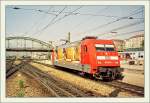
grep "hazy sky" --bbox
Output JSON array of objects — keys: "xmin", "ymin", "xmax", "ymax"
[{"xmin": 6, "ymin": 5, "xmax": 144, "ymax": 45}]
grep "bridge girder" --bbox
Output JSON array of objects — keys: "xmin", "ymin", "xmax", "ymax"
[{"xmin": 6, "ymin": 36, "xmax": 53, "ymax": 50}]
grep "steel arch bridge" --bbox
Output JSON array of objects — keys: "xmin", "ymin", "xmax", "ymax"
[
  {"xmin": 6, "ymin": 36, "xmax": 53, "ymax": 52},
  {"xmin": 6, "ymin": 36, "xmax": 54, "ymax": 60}
]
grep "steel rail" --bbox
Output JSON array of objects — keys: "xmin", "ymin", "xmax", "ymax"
[
  {"xmin": 33, "ymin": 61, "xmax": 144, "ymax": 97},
  {"xmin": 21, "ymin": 64, "xmax": 75, "ymax": 97},
  {"xmin": 6, "ymin": 61, "xmax": 24, "ymax": 79},
  {"xmin": 103, "ymin": 80, "xmax": 144, "ymax": 96},
  {"xmin": 21, "ymin": 69, "xmax": 60, "ymax": 97}
]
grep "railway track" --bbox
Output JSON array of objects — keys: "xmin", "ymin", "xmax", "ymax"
[
  {"xmin": 32, "ymin": 61, "xmax": 144, "ymax": 97},
  {"xmin": 20, "ymin": 62, "xmax": 100, "ymax": 97},
  {"xmin": 6, "ymin": 59, "xmax": 15, "ymax": 73},
  {"xmin": 104, "ymin": 80, "xmax": 144, "ymax": 96},
  {"xmin": 6, "ymin": 61, "xmax": 25, "ymax": 78}
]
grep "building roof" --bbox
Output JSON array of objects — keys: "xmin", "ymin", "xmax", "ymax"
[
  {"xmin": 112, "ymin": 39, "xmax": 125, "ymax": 43},
  {"xmin": 129, "ymin": 34, "xmax": 144, "ymax": 39},
  {"xmin": 111, "ymin": 39, "xmax": 124, "ymax": 42},
  {"xmin": 125, "ymin": 34, "xmax": 144, "ymax": 41}
]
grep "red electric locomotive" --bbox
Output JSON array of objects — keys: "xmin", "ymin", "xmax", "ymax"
[{"xmin": 51, "ymin": 36, "xmax": 124, "ymax": 80}]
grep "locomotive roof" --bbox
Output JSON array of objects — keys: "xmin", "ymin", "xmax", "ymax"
[
  {"xmin": 57, "ymin": 39, "xmax": 114, "ymax": 49},
  {"xmin": 57, "ymin": 40, "xmax": 81, "ymax": 48}
]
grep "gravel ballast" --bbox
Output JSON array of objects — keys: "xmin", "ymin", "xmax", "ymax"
[
  {"xmin": 30, "ymin": 62, "xmax": 140, "ymax": 97},
  {"xmin": 6, "ymin": 71, "xmax": 52, "ymax": 97}
]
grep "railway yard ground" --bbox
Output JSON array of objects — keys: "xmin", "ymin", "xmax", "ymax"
[
  {"xmin": 120, "ymin": 64, "xmax": 144, "ymax": 87},
  {"xmin": 7, "ymin": 71, "xmax": 52, "ymax": 97},
  {"xmin": 6, "ymin": 60, "xmax": 144, "ymax": 97},
  {"xmin": 35, "ymin": 60, "xmax": 145, "ymax": 87}
]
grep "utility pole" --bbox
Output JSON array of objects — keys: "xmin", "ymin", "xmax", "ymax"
[
  {"xmin": 60, "ymin": 32, "xmax": 71, "ymax": 44},
  {"xmin": 68, "ymin": 32, "xmax": 71, "ymax": 43},
  {"xmin": 48, "ymin": 41, "xmax": 53, "ymax": 60}
]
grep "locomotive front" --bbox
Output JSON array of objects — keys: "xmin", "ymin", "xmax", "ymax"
[{"xmin": 81, "ymin": 37, "xmax": 124, "ymax": 80}]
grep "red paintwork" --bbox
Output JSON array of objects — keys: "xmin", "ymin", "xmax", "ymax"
[{"xmin": 80, "ymin": 39, "xmax": 120, "ymax": 74}]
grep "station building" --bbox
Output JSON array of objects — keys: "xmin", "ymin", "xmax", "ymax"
[{"xmin": 113, "ymin": 33, "xmax": 144, "ymax": 65}]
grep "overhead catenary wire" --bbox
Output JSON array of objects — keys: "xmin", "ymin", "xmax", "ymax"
[
  {"xmin": 44, "ymin": 7, "xmax": 144, "ymax": 19},
  {"xmin": 9, "ymin": 6, "xmax": 82, "ymax": 38},
  {"xmin": 70, "ymin": 6, "xmax": 110, "ymax": 33},
  {"xmin": 9, "ymin": 6, "xmax": 125, "ymax": 18},
  {"xmin": 22, "ymin": 6, "xmax": 54, "ymax": 37},
  {"xmin": 98, "ymin": 20, "xmax": 144, "ymax": 36},
  {"xmin": 11, "ymin": 6, "xmax": 144, "ymax": 19},
  {"xmin": 9, "ymin": 6, "xmax": 57, "ymax": 16},
  {"xmin": 109, "ymin": 20, "xmax": 144, "ymax": 32},
  {"xmin": 7, "ymin": 6, "xmax": 144, "ymax": 42},
  {"xmin": 116, "ymin": 29, "xmax": 144, "ymax": 36},
  {"xmin": 49, "ymin": 10, "xmax": 120, "ymax": 18},
  {"xmin": 48, "ymin": 6, "xmax": 83, "ymax": 26},
  {"xmin": 76, "ymin": 7, "xmax": 144, "ymax": 36},
  {"xmin": 31, "ymin": 6, "xmax": 67, "ymax": 36},
  {"xmin": 33, "ymin": 6, "xmax": 83, "ymax": 38},
  {"xmin": 89, "ymin": 10, "xmax": 144, "ymax": 33},
  {"xmin": 107, "ymin": 29, "xmax": 144, "ymax": 39}
]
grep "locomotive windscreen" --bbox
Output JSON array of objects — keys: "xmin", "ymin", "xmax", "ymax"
[
  {"xmin": 95, "ymin": 44, "xmax": 115, "ymax": 52},
  {"xmin": 105, "ymin": 44, "xmax": 115, "ymax": 51}
]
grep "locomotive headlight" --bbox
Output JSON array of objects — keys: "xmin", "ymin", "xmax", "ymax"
[
  {"xmin": 97, "ymin": 56, "xmax": 105, "ymax": 60},
  {"xmin": 98, "ymin": 61, "xmax": 102, "ymax": 64},
  {"xmin": 110, "ymin": 56, "xmax": 118, "ymax": 60}
]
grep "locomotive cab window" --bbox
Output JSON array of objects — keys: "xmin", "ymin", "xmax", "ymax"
[
  {"xmin": 105, "ymin": 44, "xmax": 115, "ymax": 51},
  {"xmin": 95, "ymin": 44, "xmax": 105, "ymax": 51},
  {"xmin": 95, "ymin": 44, "xmax": 115, "ymax": 51}
]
